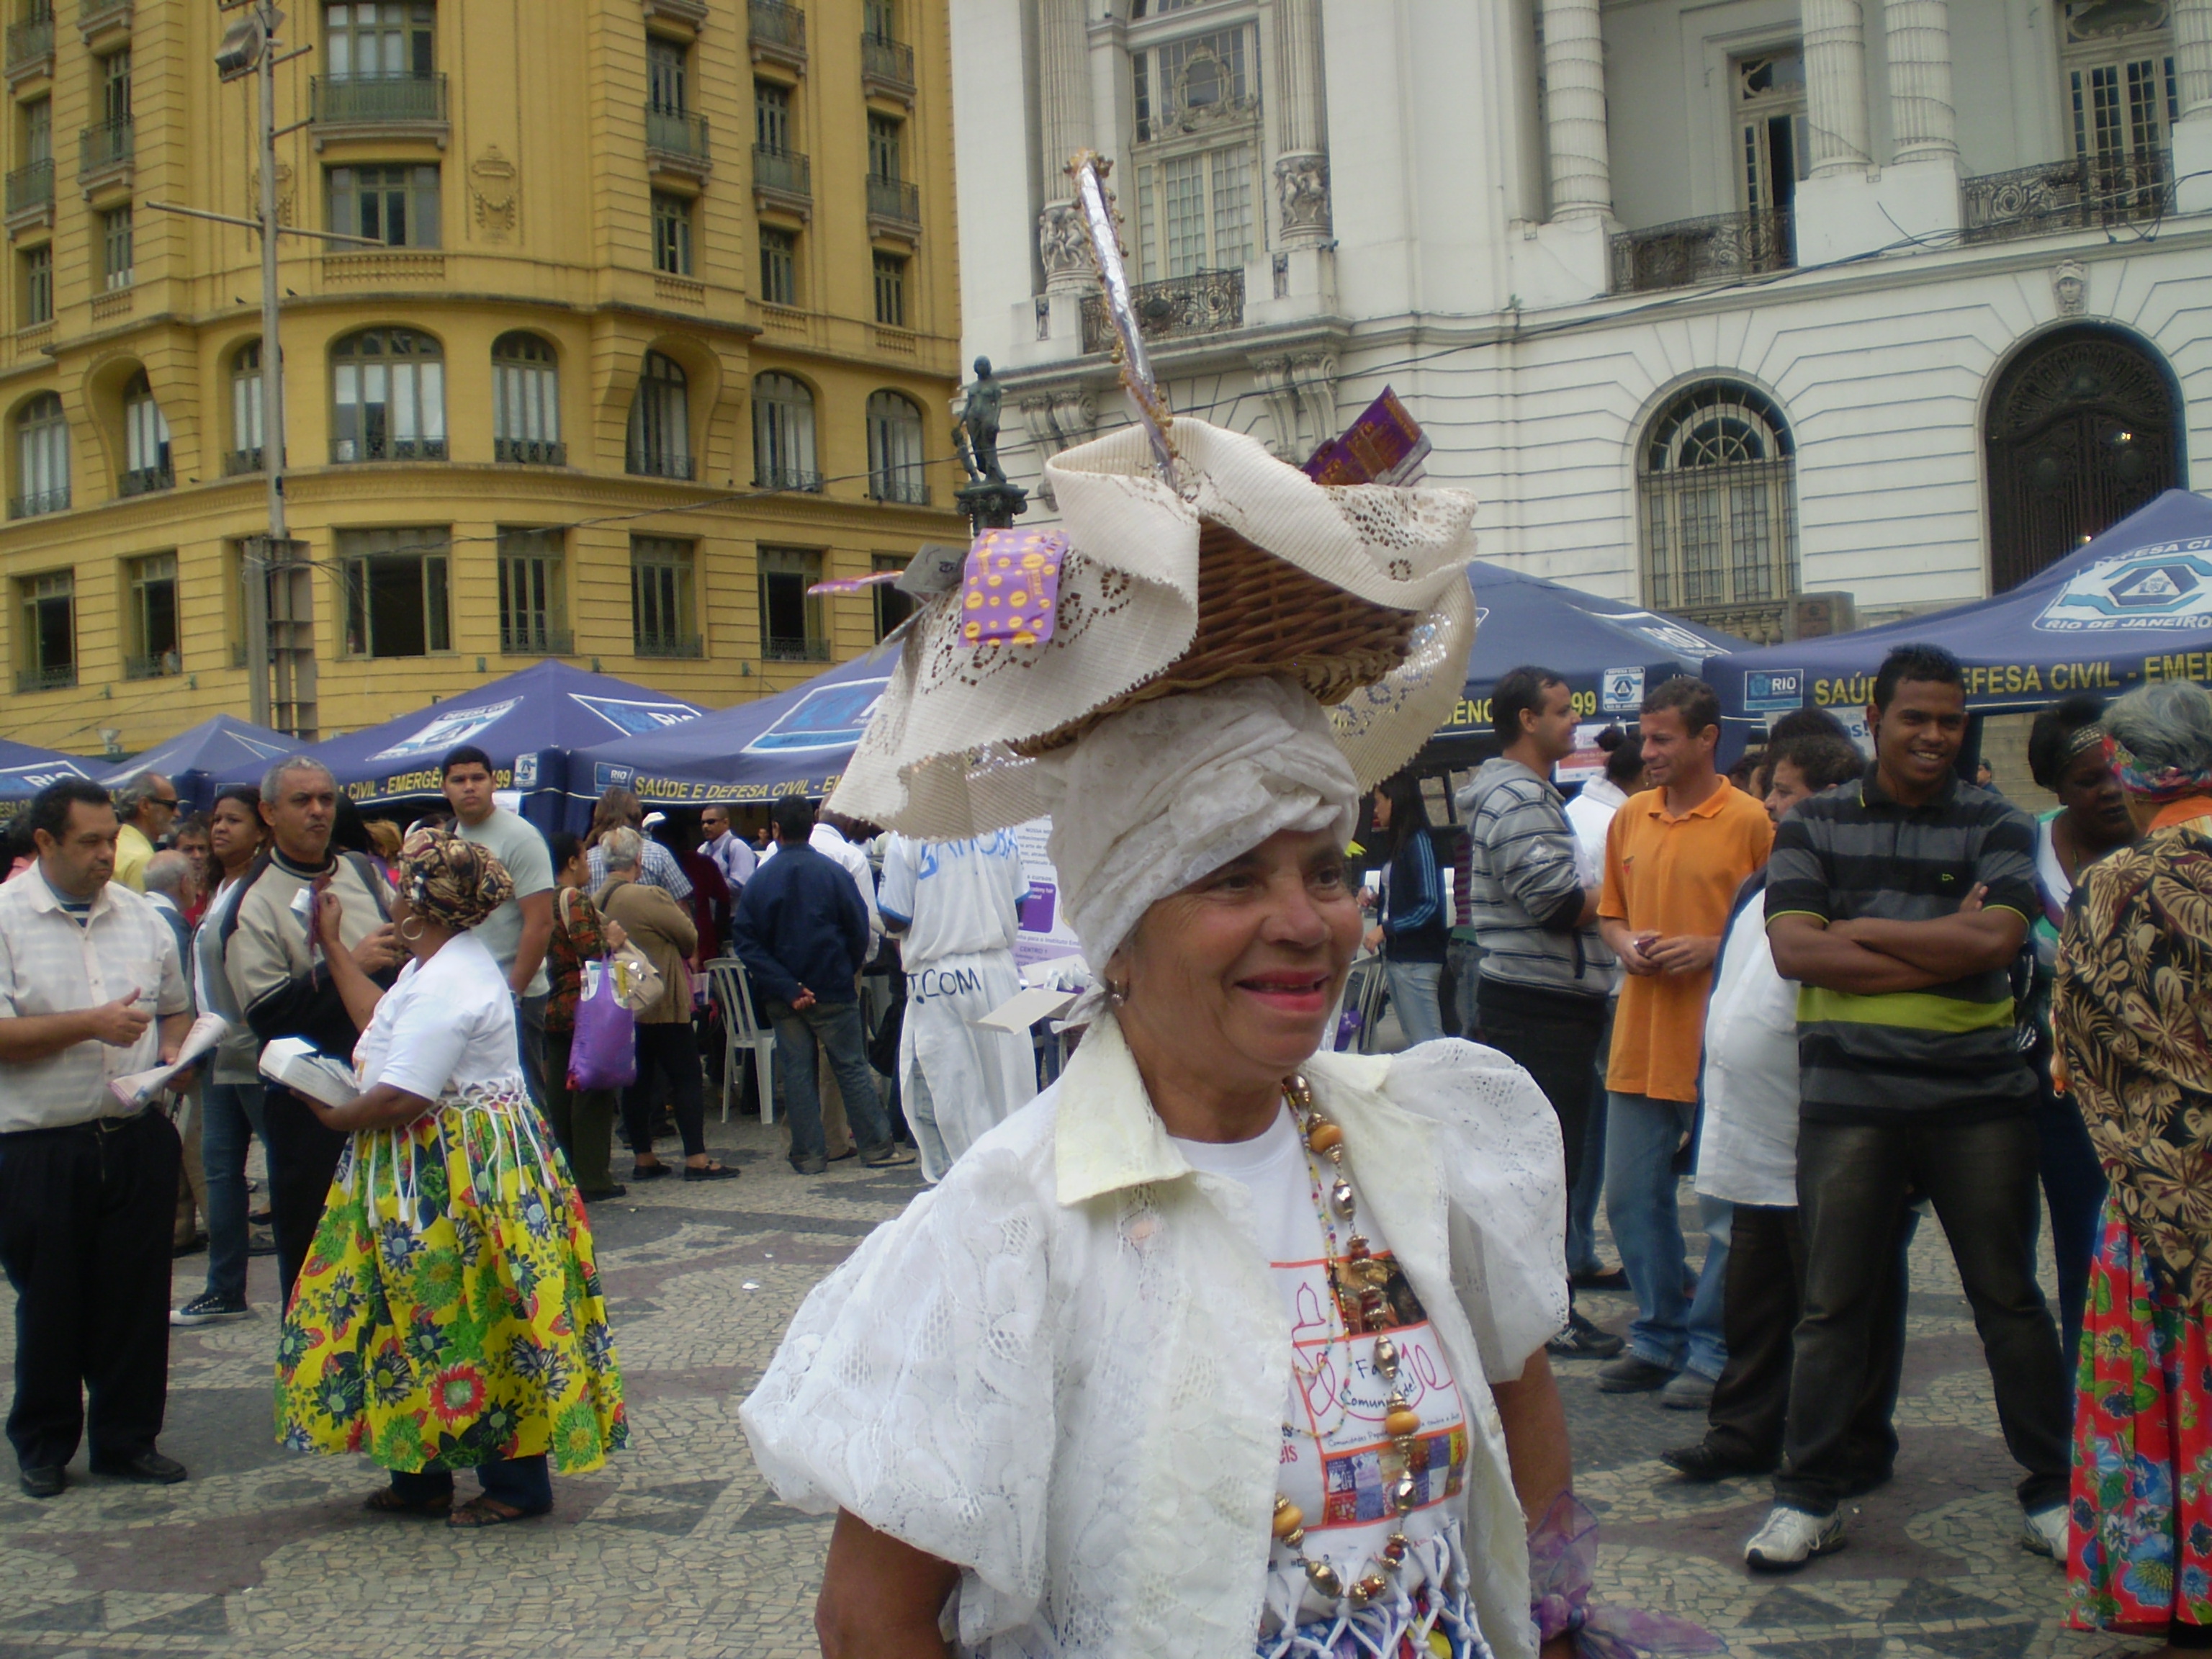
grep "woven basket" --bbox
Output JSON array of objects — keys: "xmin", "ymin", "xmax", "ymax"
[{"xmin": 1013, "ymin": 519, "xmax": 1419, "ymax": 756}]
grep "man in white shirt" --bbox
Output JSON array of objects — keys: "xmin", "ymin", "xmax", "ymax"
[
  {"xmin": 0, "ymin": 779, "xmax": 192, "ymax": 1499},
  {"xmin": 698, "ymin": 806, "xmax": 756, "ymax": 896},
  {"xmin": 877, "ymin": 830, "xmax": 1038, "ymax": 1180},
  {"xmin": 1663, "ymin": 732, "xmax": 1912, "ymax": 1490},
  {"xmin": 441, "ymin": 746, "xmax": 556, "ymax": 1105}
]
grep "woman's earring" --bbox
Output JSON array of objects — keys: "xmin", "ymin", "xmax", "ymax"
[
  {"xmin": 398, "ymin": 917, "xmax": 426, "ymax": 943},
  {"xmin": 1106, "ymin": 979, "xmax": 1127, "ymax": 1007}
]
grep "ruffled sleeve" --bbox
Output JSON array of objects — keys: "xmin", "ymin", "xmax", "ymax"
[
  {"xmin": 739, "ymin": 1137, "xmax": 1060, "ymax": 1641},
  {"xmin": 1380, "ymin": 1039, "xmax": 1568, "ymax": 1382}
]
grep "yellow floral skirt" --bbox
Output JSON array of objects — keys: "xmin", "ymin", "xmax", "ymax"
[{"xmin": 274, "ymin": 1084, "xmax": 627, "ymax": 1473}]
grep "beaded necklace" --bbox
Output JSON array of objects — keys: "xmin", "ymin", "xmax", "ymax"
[{"xmin": 1269, "ymin": 1074, "xmax": 1429, "ymax": 1610}]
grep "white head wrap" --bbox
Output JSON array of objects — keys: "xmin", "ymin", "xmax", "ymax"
[{"xmin": 1035, "ymin": 676, "xmax": 1359, "ymax": 971}]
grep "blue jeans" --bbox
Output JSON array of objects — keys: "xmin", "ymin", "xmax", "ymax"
[
  {"xmin": 199, "ymin": 1081, "xmax": 266, "ymax": 1305},
  {"xmin": 1446, "ymin": 937, "xmax": 1483, "ymax": 1041},
  {"xmin": 390, "ymin": 1454, "xmax": 552, "ymax": 1513},
  {"xmin": 2032, "ymin": 1053, "xmax": 2107, "ymax": 1369},
  {"xmin": 1385, "ymin": 961, "xmax": 1446, "ymax": 1047},
  {"xmin": 1565, "ymin": 1006, "xmax": 1614, "ymax": 1277},
  {"xmin": 770, "ymin": 999, "xmax": 895, "ymax": 1166},
  {"xmin": 1604, "ymin": 1090, "xmax": 1730, "ymax": 1379}
]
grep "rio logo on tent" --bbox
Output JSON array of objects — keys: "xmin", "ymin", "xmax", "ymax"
[
  {"xmin": 1744, "ymin": 669, "xmax": 1805, "ymax": 713},
  {"xmin": 743, "ymin": 678, "xmax": 891, "ymax": 754},
  {"xmin": 2035, "ymin": 541, "xmax": 2212, "ymax": 633}
]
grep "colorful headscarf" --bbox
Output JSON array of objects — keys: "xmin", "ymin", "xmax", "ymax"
[
  {"xmin": 397, "ymin": 826, "xmax": 514, "ymax": 932},
  {"xmin": 2105, "ymin": 732, "xmax": 2212, "ymax": 804}
]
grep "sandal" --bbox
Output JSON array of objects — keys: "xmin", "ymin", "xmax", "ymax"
[
  {"xmin": 630, "ymin": 1161, "xmax": 671, "ymax": 1180},
  {"xmin": 683, "ymin": 1161, "xmax": 739, "ymax": 1182},
  {"xmin": 364, "ymin": 1487, "xmax": 451, "ymax": 1518},
  {"xmin": 446, "ymin": 1494, "xmax": 549, "ymax": 1529}
]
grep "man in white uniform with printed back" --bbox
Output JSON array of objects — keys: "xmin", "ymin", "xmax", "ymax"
[{"xmin": 876, "ymin": 830, "xmax": 1038, "ymax": 1181}]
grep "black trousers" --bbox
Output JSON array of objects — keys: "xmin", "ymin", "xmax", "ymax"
[
  {"xmin": 1705, "ymin": 1201, "xmax": 1912, "ymax": 1479},
  {"xmin": 0, "ymin": 1109, "xmax": 181, "ymax": 1472},
  {"xmin": 1778, "ymin": 1114, "xmax": 2069, "ymax": 1516},
  {"xmin": 621, "ymin": 1022, "xmax": 706, "ymax": 1160},
  {"xmin": 1475, "ymin": 979, "xmax": 1608, "ymax": 1196},
  {"xmin": 261, "ymin": 1085, "xmax": 350, "ymax": 1309}
]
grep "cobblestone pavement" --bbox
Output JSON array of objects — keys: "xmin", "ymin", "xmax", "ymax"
[{"xmin": 0, "ymin": 1112, "xmax": 2159, "ymax": 1658}]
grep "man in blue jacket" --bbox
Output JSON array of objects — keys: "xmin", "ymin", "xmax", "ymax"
[{"xmin": 732, "ymin": 795, "xmax": 914, "ymax": 1174}]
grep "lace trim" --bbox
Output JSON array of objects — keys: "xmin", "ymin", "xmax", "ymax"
[{"xmin": 338, "ymin": 1079, "xmax": 556, "ymax": 1225}]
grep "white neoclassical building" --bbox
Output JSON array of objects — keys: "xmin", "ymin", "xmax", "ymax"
[{"xmin": 950, "ymin": 0, "xmax": 2212, "ymax": 638}]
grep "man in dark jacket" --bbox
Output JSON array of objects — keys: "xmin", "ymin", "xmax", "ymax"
[{"xmin": 732, "ymin": 796, "xmax": 912, "ymax": 1175}]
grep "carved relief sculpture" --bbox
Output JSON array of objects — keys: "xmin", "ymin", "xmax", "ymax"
[
  {"xmin": 1274, "ymin": 153, "xmax": 1331, "ymax": 239},
  {"xmin": 471, "ymin": 146, "xmax": 519, "ymax": 240},
  {"xmin": 1038, "ymin": 199, "xmax": 1093, "ymax": 288},
  {"xmin": 2052, "ymin": 258, "xmax": 2087, "ymax": 316}
]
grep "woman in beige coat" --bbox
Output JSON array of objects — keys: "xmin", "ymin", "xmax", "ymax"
[{"xmin": 596, "ymin": 829, "xmax": 736, "ymax": 1182}]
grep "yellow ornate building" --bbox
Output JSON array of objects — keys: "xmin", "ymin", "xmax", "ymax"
[{"xmin": 0, "ymin": 0, "xmax": 961, "ymax": 751}]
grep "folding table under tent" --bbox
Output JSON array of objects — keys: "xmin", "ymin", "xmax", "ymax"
[
  {"xmin": 1699, "ymin": 489, "xmax": 2212, "ymax": 759},
  {"xmin": 211, "ymin": 661, "xmax": 706, "ymax": 832},
  {"xmin": 95, "ymin": 714, "xmax": 296, "ymax": 811}
]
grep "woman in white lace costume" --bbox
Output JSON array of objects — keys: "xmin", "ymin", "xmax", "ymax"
[{"xmin": 742, "ymin": 421, "xmax": 1574, "ymax": 1659}]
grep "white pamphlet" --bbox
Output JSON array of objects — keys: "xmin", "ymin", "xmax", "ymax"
[
  {"xmin": 258, "ymin": 1036, "xmax": 360, "ymax": 1109},
  {"xmin": 109, "ymin": 1013, "xmax": 230, "ymax": 1110}
]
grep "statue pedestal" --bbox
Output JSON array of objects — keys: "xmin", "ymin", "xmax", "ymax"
[{"xmin": 956, "ymin": 480, "xmax": 1030, "ymax": 533}]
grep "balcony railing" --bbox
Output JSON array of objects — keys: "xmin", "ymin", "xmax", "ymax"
[
  {"xmin": 500, "ymin": 626, "xmax": 573, "ymax": 656},
  {"xmin": 645, "ymin": 106, "xmax": 711, "ymax": 168},
  {"xmin": 5, "ymin": 9, "xmax": 52, "ymax": 76},
  {"xmin": 1609, "ymin": 209, "xmax": 1793, "ymax": 294},
  {"xmin": 14, "ymin": 662, "xmax": 73, "ymax": 692},
  {"xmin": 496, "ymin": 438, "xmax": 567, "ymax": 466},
  {"xmin": 225, "ymin": 446, "xmax": 264, "ymax": 475},
  {"xmin": 119, "ymin": 462, "xmax": 171, "ymax": 497},
  {"xmin": 5, "ymin": 158, "xmax": 52, "ymax": 220},
  {"xmin": 626, "ymin": 450, "xmax": 696, "ymax": 480},
  {"xmin": 866, "ymin": 173, "xmax": 920, "ymax": 226},
  {"xmin": 752, "ymin": 143, "xmax": 811, "ymax": 205},
  {"xmin": 78, "ymin": 115, "xmax": 131, "ymax": 179},
  {"xmin": 860, "ymin": 32, "xmax": 914, "ymax": 94},
  {"xmin": 748, "ymin": 0, "xmax": 806, "ymax": 68},
  {"xmin": 1080, "ymin": 267, "xmax": 1244, "ymax": 354},
  {"xmin": 1963, "ymin": 150, "xmax": 2172, "ymax": 245},
  {"xmin": 764, "ymin": 635, "xmax": 831, "ymax": 663},
  {"xmin": 634, "ymin": 631, "xmax": 703, "ymax": 659},
  {"xmin": 311, "ymin": 71, "xmax": 449, "ymax": 128},
  {"xmin": 125, "ymin": 649, "xmax": 180, "ymax": 680},
  {"xmin": 756, "ymin": 464, "xmax": 823, "ymax": 493},
  {"xmin": 869, "ymin": 472, "xmax": 929, "ymax": 505},
  {"xmin": 331, "ymin": 436, "xmax": 447, "ymax": 464},
  {"xmin": 9, "ymin": 485, "xmax": 68, "ymax": 518}
]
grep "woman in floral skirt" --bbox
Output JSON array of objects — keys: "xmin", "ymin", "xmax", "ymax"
[
  {"xmin": 275, "ymin": 826, "xmax": 626, "ymax": 1527},
  {"xmin": 2056, "ymin": 681, "xmax": 2212, "ymax": 1650}
]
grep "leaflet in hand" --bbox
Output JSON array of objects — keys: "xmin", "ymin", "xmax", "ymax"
[
  {"xmin": 108, "ymin": 1014, "xmax": 230, "ymax": 1109},
  {"xmin": 258, "ymin": 1036, "xmax": 360, "ymax": 1109}
]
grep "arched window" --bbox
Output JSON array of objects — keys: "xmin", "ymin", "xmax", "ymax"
[
  {"xmin": 12, "ymin": 392, "xmax": 68, "ymax": 518},
  {"xmin": 1637, "ymin": 382, "xmax": 1798, "ymax": 624},
  {"xmin": 120, "ymin": 370, "xmax": 171, "ymax": 495},
  {"xmin": 866, "ymin": 390, "xmax": 925, "ymax": 504},
  {"xmin": 493, "ymin": 332, "xmax": 562, "ymax": 465},
  {"xmin": 329, "ymin": 326, "xmax": 446, "ymax": 462},
  {"xmin": 229, "ymin": 341, "xmax": 265, "ymax": 475},
  {"xmin": 1985, "ymin": 325, "xmax": 2182, "ymax": 592},
  {"xmin": 753, "ymin": 371, "xmax": 819, "ymax": 492},
  {"xmin": 625, "ymin": 351, "xmax": 691, "ymax": 480}
]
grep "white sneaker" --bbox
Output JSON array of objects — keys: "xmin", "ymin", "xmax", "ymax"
[
  {"xmin": 2021, "ymin": 1503, "xmax": 2068, "ymax": 1561},
  {"xmin": 1744, "ymin": 1505, "xmax": 1846, "ymax": 1571}
]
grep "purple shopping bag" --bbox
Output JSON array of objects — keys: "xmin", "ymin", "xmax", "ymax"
[{"xmin": 569, "ymin": 963, "xmax": 638, "ymax": 1091}]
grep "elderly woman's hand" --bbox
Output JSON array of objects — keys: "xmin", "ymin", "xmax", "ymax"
[{"xmin": 603, "ymin": 918, "xmax": 629, "ymax": 952}]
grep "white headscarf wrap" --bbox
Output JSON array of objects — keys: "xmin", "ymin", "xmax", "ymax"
[{"xmin": 1033, "ymin": 676, "xmax": 1359, "ymax": 971}]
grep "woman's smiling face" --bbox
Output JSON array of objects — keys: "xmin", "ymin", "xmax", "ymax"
[{"xmin": 1112, "ymin": 825, "xmax": 1364, "ymax": 1094}]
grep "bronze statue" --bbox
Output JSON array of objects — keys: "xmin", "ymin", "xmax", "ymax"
[{"xmin": 956, "ymin": 356, "xmax": 1007, "ymax": 486}]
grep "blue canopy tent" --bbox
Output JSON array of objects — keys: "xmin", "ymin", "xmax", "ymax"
[
  {"xmin": 1699, "ymin": 489, "xmax": 2212, "ymax": 758},
  {"xmin": 213, "ymin": 662, "xmax": 706, "ymax": 830},
  {"xmin": 564, "ymin": 644, "xmax": 897, "ymax": 829},
  {"xmin": 96, "ymin": 714, "xmax": 295, "ymax": 811},
  {"xmin": 0, "ymin": 737, "xmax": 99, "ymax": 822}
]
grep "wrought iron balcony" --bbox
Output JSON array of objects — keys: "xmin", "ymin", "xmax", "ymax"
[
  {"xmin": 756, "ymin": 464, "xmax": 823, "ymax": 493},
  {"xmin": 634, "ymin": 631, "xmax": 703, "ymax": 659},
  {"xmin": 500, "ymin": 626, "xmax": 573, "ymax": 656},
  {"xmin": 225, "ymin": 446, "xmax": 264, "ymax": 475},
  {"xmin": 1080, "ymin": 268, "xmax": 1244, "ymax": 354},
  {"xmin": 866, "ymin": 173, "xmax": 920, "ymax": 227},
  {"xmin": 752, "ymin": 144, "xmax": 811, "ymax": 209},
  {"xmin": 860, "ymin": 31, "xmax": 914, "ymax": 96},
  {"xmin": 311, "ymin": 71, "xmax": 449, "ymax": 130},
  {"xmin": 14, "ymin": 663, "xmax": 73, "ymax": 691},
  {"xmin": 9, "ymin": 484, "xmax": 67, "ymax": 518},
  {"xmin": 496, "ymin": 438, "xmax": 567, "ymax": 467},
  {"xmin": 748, "ymin": 0, "xmax": 806, "ymax": 69},
  {"xmin": 119, "ymin": 462, "xmax": 171, "ymax": 497},
  {"xmin": 5, "ymin": 158, "xmax": 52, "ymax": 225},
  {"xmin": 869, "ymin": 472, "xmax": 929, "ymax": 505},
  {"xmin": 6, "ymin": 7, "xmax": 52, "ymax": 78},
  {"xmin": 1963, "ymin": 150, "xmax": 2172, "ymax": 245},
  {"xmin": 125, "ymin": 649, "xmax": 181, "ymax": 680},
  {"xmin": 763, "ymin": 634, "xmax": 831, "ymax": 662},
  {"xmin": 626, "ymin": 449, "xmax": 696, "ymax": 480},
  {"xmin": 78, "ymin": 116, "xmax": 131, "ymax": 181},
  {"xmin": 645, "ymin": 106, "xmax": 711, "ymax": 171},
  {"xmin": 330, "ymin": 435, "xmax": 447, "ymax": 464},
  {"xmin": 1609, "ymin": 210, "xmax": 1793, "ymax": 294}
]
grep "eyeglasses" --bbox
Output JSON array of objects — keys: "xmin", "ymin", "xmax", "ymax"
[{"xmin": 151, "ymin": 796, "xmax": 179, "ymax": 809}]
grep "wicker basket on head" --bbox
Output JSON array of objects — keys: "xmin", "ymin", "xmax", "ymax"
[{"xmin": 1012, "ymin": 518, "xmax": 1420, "ymax": 757}]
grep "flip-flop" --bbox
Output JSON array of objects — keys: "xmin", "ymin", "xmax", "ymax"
[
  {"xmin": 446, "ymin": 1494, "xmax": 550, "ymax": 1529},
  {"xmin": 364, "ymin": 1487, "xmax": 451, "ymax": 1518}
]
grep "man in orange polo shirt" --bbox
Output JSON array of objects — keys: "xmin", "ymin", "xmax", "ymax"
[{"xmin": 1596, "ymin": 677, "xmax": 1774, "ymax": 1404}]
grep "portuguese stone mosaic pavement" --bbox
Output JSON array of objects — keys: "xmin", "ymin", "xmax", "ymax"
[{"xmin": 0, "ymin": 1113, "xmax": 2162, "ymax": 1658}]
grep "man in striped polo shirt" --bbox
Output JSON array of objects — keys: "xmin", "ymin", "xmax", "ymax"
[{"xmin": 1743, "ymin": 643, "xmax": 2070, "ymax": 1571}]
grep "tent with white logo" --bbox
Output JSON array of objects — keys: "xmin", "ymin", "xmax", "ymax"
[
  {"xmin": 1701, "ymin": 489, "xmax": 2212, "ymax": 752},
  {"xmin": 0, "ymin": 737, "xmax": 99, "ymax": 822}
]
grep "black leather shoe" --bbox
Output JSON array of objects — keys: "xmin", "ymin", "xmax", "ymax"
[
  {"xmin": 1660, "ymin": 1441, "xmax": 1776, "ymax": 1483},
  {"xmin": 18, "ymin": 1465, "xmax": 64, "ymax": 1499},
  {"xmin": 90, "ymin": 1450, "xmax": 186, "ymax": 1485}
]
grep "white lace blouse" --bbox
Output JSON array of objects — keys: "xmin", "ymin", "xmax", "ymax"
[{"xmin": 740, "ymin": 1016, "xmax": 1568, "ymax": 1659}]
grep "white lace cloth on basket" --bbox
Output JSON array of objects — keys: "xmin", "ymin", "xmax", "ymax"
[{"xmin": 740, "ymin": 1015, "xmax": 1565, "ymax": 1659}]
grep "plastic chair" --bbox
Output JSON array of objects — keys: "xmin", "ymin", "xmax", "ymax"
[
  {"xmin": 1339, "ymin": 954, "xmax": 1390, "ymax": 1055},
  {"xmin": 706, "ymin": 956, "xmax": 775, "ymax": 1124}
]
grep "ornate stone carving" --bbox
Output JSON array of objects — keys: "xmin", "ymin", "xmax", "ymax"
[
  {"xmin": 470, "ymin": 146, "xmax": 518, "ymax": 239},
  {"xmin": 1274, "ymin": 153, "xmax": 1331, "ymax": 237},
  {"xmin": 251, "ymin": 162, "xmax": 295, "ymax": 227},
  {"xmin": 1288, "ymin": 352, "xmax": 1339, "ymax": 449},
  {"xmin": 1048, "ymin": 388, "xmax": 1097, "ymax": 449},
  {"xmin": 2052, "ymin": 258, "xmax": 2087, "ymax": 316},
  {"xmin": 1250, "ymin": 356, "xmax": 1301, "ymax": 458},
  {"xmin": 1038, "ymin": 199, "xmax": 1092, "ymax": 287}
]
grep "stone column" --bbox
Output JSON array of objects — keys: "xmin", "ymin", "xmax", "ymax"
[
  {"xmin": 1540, "ymin": 0, "xmax": 1611, "ymax": 220},
  {"xmin": 2177, "ymin": 0, "xmax": 2212, "ymax": 122},
  {"xmin": 1036, "ymin": 0, "xmax": 1094, "ymax": 292},
  {"xmin": 1271, "ymin": 0, "xmax": 1332, "ymax": 244},
  {"xmin": 1802, "ymin": 0, "xmax": 1871, "ymax": 175},
  {"xmin": 1884, "ymin": 0, "xmax": 1958, "ymax": 166}
]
